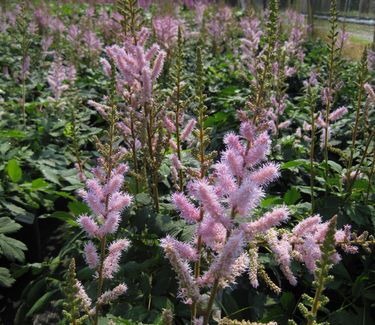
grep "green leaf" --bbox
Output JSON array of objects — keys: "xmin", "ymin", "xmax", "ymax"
[
  {"xmin": 40, "ymin": 167, "xmax": 60, "ymax": 185},
  {"xmin": 7, "ymin": 159, "xmax": 22, "ymax": 183},
  {"xmin": 328, "ymin": 160, "xmax": 342, "ymax": 173},
  {"xmin": 0, "ymin": 130, "xmax": 26, "ymax": 139},
  {"xmin": 25, "ymin": 290, "xmax": 57, "ymax": 318},
  {"xmin": 0, "ymin": 267, "xmax": 15, "ymax": 287},
  {"xmin": 284, "ymin": 187, "xmax": 301, "ymax": 205},
  {"xmin": 2, "ymin": 202, "xmax": 35, "ymax": 224},
  {"xmin": 280, "ymin": 159, "xmax": 309, "ymax": 170},
  {"xmin": 261, "ymin": 196, "xmax": 283, "ymax": 208},
  {"xmin": 31, "ymin": 178, "xmax": 49, "ymax": 190},
  {"xmin": 68, "ymin": 201, "xmax": 90, "ymax": 216},
  {"xmin": 0, "ymin": 233, "xmax": 27, "ymax": 262},
  {"xmin": 0, "ymin": 217, "xmax": 22, "ymax": 234}
]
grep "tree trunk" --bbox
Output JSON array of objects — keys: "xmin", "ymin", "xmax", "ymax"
[
  {"xmin": 307, "ymin": 0, "xmax": 314, "ymax": 38},
  {"xmin": 358, "ymin": 0, "xmax": 370, "ymax": 16}
]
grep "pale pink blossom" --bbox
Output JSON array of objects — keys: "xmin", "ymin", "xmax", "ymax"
[
  {"xmin": 172, "ymin": 193, "xmax": 200, "ymax": 223},
  {"xmin": 84, "ymin": 241, "xmax": 99, "ymax": 269}
]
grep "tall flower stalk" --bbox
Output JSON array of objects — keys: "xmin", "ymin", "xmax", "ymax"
[
  {"xmin": 345, "ymin": 49, "xmax": 369, "ymax": 196},
  {"xmin": 190, "ymin": 46, "xmax": 210, "ymax": 321},
  {"xmin": 303, "ymin": 72, "xmax": 319, "ymax": 212},
  {"xmin": 103, "ymin": 27, "xmax": 166, "ymax": 211},
  {"xmin": 75, "ymin": 64, "xmax": 133, "ymax": 325},
  {"xmin": 322, "ymin": 0, "xmax": 340, "ymax": 192}
]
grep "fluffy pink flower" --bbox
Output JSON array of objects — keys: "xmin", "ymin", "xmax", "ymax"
[
  {"xmin": 151, "ymin": 50, "xmax": 166, "ymax": 80},
  {"xmin": 240, "ymin": 121, "xmax": 255, "ymax": 142},
  {"xmin": 329, "ymin": 106, "xmax": 348, "ymax": 122},
  {"xmin": 103, "ymin": 239, "xmax": 130, "ymax": 279},
  {"xmin": 171, "ymin": 154, "xmax": 183, "ymax": 170},
  {"xmin": 98, "ymin": 283, "xmax": 127, "ymax": 305},
  {"xmin": 278, "ymin": 120, "xmax": 291, "ymax": 129},
  {"xmin": 223, "ymin": 132, "xmax": 243, "ymax": 154},
  {"xmin": 164, "ymin": 116, "xmax": 176, "ymax": 133},
  {"xmin": 100, "ymin": 58, "xmax": 112, "ymax": 77},
  {"xmin": 223, "ymin": 149, "xmax": 244, "ymax": 178},
  {"xmin": 162, "ymin": 236, "xmax": 198, "ymax": 261},
  {"xmin": 213, "ymin": 163, "xmax": 237, "ymax": 197},
  {"xmin": 181, "ymin": 119, "xmax": 197, "ymax": 141},
  {"xmin": 84, "ymin": 241, "xmax": 99, "ymax": 269},
  {"xmin": 266, "ymin": 231, "xmax": 297, "ymax": 285},
  {"xmin": 172, "ymin": 193, "xmax": 200, "ymax": 223},
  {"xmin": 230, "ymin": 178, "xmax": 263, "ymax": 217},
  {"xmin": 242, "ymin": 206, "xmax": 289, "ymax": 237},
  {"xmin": 200, "ymin": 231, "xmax": 244, "ymax": 287},
  {"xmin": 160, "ymin": 237, "xmax": 200, "ymax": 304},
  {"xmin": 292, "ymin": 215, "xmax": 321, "ymax": 237},
  {"xmin": 193, "ymin": 180, "xmax": 223, "ymax": 220},
  {"xmin": 199, "ymin": 215, "xmax": 227, "ymax": 251},
  {"xmin": 99, "ymin": 212, "xmax": 120, "ymax": 236},
  {"xmin": 103, "ymin": 174, "xmax": 124, "ymax": 195},
  {"xmin": 108, "ymin": 192, "xmax": 132, "ymax": 212},
  {"xmin": 245, "ymin": 132, "xmax": 271, "ymax": 166},
  {"xmin": 249, "ymin": 163, "xmax": 280, "ymax": 186},
  {"xmin": 75, "ymin": 280, "xmax": 92, "ymax": 309},
  {"xmin": 364, "ymin": 83, "xmax": 375, "ymax": 103},
  {"xmin": 78, "ymin": 215, "xmax": 99, "ymax": 237}
]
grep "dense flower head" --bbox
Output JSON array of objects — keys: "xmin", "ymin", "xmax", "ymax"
[
  {"xmin": 104, "ymin": 28, "xmax": 166, "ymax": 105},
  {"xmin": 77, "ymin": 154, "xmax": 132, "ymax": 292},
  {"xmin": 103, "ymin": 239, "xmax": 130, "ymax": 279},
  {"xmin": 153, "ymin": 16, "xmax": 182, "ymax": 50},
  {"xmin": 161, "ymin": 119, "xmax": 363, "ymax": 309},
  {"xmin": 47, "ymin": 56, "xmax": 76, "ymax": 100}
]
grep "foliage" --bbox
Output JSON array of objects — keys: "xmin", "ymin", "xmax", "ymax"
[{"xmin": 0, "ymin": 0, "xmax": 374, "ymax": 324}]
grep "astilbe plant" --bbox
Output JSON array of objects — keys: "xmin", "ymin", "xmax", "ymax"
[
  {"xmin": 164, "ymin": 27, "xmax": 196, "ymax": 191},
  {"xmin": 70, "ymin": 75, "xmax": 133, "ymax": 324},
  {"xmin": 94, "ymin": 26, "xmax": 166, "ymax": 210},
  {"xmin": 153, "ymin": 15, "xmax": 182, "ymax": 53},
  {"xmin": 240, "ymin": 2, "xmax": 305, "ymax": 132},
  {"xmin": 47, "ymin": 55, "xmax": 76, "ymax": 102},
  {"xmin": 206, "ymin": 6, "xmax": 232, "ymax": 54},
  {"xmin": 161, "ymin": 116, "xmax": 369, "ymax": 324}
]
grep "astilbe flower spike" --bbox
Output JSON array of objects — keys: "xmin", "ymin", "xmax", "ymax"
[
  {"xmin": 161, "ymin": 119, "xmax": 363, "ymax": 324},
  {"xmin": 75, "ymin": 160, "xmax": 132, "ymax": 320}
]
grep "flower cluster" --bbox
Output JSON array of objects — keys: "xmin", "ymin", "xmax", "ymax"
[
  {"xmin": 47, "ymin": 56, "xmax": 76, "ymax": 100},
  {"xmin": 153, "ymin": 16, "xmax": 182, "ymax": 51},
  {"xmin": 161, "ymin": 120, "xmax": 362, "ymax": 322},
  {"xmin": 104, "ymin": 27, "xmax": 166, "ymax": 105},
  {"xmin": 161, "ymin": 121, "xmax": 280, "ymax": 309},
  {"xmin": 75, "ymin": 157, "xmax": 132, "ymax": 313}
]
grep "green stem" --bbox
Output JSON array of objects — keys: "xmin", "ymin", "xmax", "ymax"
[
  {"xmin": 346, "ymin": 67, "xmax": 365, "ymax": 190},
  {"xmin": 202, "ymin": 279, "xmax": 220, "ymax": 325},
  {"xmin": 309, "ymin": 86, "xmax": 316, "ymax": 213},
  {"xmin": 345, "ymin": 131, "xmax": 374, "ymax": 201},
  {"xmin": 94, "ymin": 102, "xmax": 116, "ymax": 325},
  {"xmin": 365, "ymin": 146, "xmax": 375, "ymax": 203}
]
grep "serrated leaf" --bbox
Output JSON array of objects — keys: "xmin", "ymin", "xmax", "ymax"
[
  {"xmin": 0, "ymin": 217, "xmax": 22, "ymax": 234},
  {"xmin": 0, "ymin": 233, "xmax": 27, "ymax": 262},
  {"xmin": 280, "ymin": 159, "xmax": 309, "ymax": 170},
  {"xmin": 1, "ymin": 202, "xmax": 35, "ymax": 224},
  {"xmin": 0, "ymin": 267, "xmax": 15, "ymax": 287},
  {"xmin": 284, "ymin": 187, "xmax": 301, "ymax": 205},
  {"xmin": 68, "ymin": 201, "xmax": 90, "ymax": 216},
  {"xmin": 40, "ymin": 167, "xmax": 60, "ymax": 185}
]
